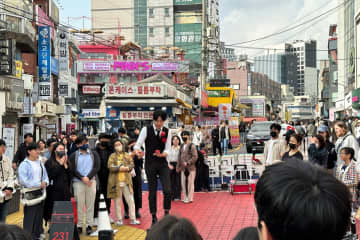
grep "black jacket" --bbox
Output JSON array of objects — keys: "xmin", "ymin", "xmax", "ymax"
[
  {"xmin": 95, "ymin": 145, "xmax": 113, "ymax": 181},
  {"xmin": 13, "ymin": 143, "xmax": 27, "ymax": 165},
  {"xmin": 69, "ymin": 150, "xmax": 101, "ymax": 181},
  {"xmin": 67, "ymin": 142, "xmax": 78, "ymax": 157},
  {"xmin": 211, "ymin": 128, "xmax": 220, "ymax": 142},
  {"xmin": 308, "ymin": 144, "xmax": 328, "ymax": 168},
  {"xmin": 326, "ymin": 141, "xmax": 337, "ymax": 169},
  {"xmin": 44, "ymin": 160, "xmax": 73, "ymax": 222}
]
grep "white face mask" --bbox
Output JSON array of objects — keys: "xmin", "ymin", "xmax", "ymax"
[{"xmin": 115, "ymin": 146, "xmax": 123, "ymax": 152}]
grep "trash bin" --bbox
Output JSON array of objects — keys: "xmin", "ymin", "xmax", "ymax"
[{"xmin": 7, "ymin": 189, "xmax": 20, "ymax": 215}]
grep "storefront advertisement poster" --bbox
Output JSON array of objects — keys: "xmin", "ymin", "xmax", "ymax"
[{"xmin": 2, "ymin": 128, "xmax": 15, "ymax": 162}]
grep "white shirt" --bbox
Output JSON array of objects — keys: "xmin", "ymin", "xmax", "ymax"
[
  {"xmin": 266, "ymin": 140, "xmax": 275, "ymax": 165},
  {"xmin": 192, "ymin": 131, "xmax": 203, "ymax": 146},
  {"xmin": 134, "ymin": 124, "xmax": 172, "ymax": 155},
  {"xmin": 167, "ymin": 146, "xmax": 180, "ymax": 163},
  {"xmin": 29, "ymin": 159, "xmax": 42, "ymax": 185}
]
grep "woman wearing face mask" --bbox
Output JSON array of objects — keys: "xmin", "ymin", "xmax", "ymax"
[
  {"xmin": 43, "ymin": 143, "xmax": 72, "ymax": 225},
  {"xmin": 107, "ymin": 139, "xmax": 140, "ymax": 226},
  {"xmin": 281, "ymin": 134, "xmax": 303, "ymax": 162},
  {"xmin": 167, "ymin": 136, "xmax": 181, "ymax": 201},
  {"xmin": 308, "ymin": 134, "xmax": 328, "ymax": 169}
]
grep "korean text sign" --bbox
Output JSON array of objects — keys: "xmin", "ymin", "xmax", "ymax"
[{"xmin": 38, "ymin": 26, "xmax": 50, "ymax": 83}]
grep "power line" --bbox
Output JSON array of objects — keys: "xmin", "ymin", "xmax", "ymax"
[{"xmin": 227, "ymin": 0, "xmax": 348, "ymax": 46}]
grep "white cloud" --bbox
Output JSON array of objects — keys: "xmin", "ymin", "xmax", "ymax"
[{"xmin": 220, "ymin": 0, "xmax": 338, "ymax": 60}]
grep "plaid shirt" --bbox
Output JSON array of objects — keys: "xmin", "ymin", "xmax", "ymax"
[{"xmin": 336, "ymin": 160, "xmax": 360, "ymax": 202}]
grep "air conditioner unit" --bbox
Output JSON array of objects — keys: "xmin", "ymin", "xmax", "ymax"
[
  {"xmin": 117, "ymin": 55, "xmax": 123, "ymax": 61},
  {"xmin": 107, "ymin": 54, "xmax": 113, "ymax": 60}
]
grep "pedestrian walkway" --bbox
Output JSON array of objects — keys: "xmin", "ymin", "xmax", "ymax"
[{"xmin": 6, "ymin": 192, "xmax": 257, "ymax": 239}]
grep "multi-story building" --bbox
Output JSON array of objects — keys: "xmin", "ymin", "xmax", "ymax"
[
  {"xmin": 91, "ymin": 0, "xmax": 220, "ymax": 80},
  {"xmin": 285, "ymin": 40, "xmax": 317, "ymax": 96},
  {"xmin": 319, "ymin": 60, "xmax": 330, "ymax": 118}
]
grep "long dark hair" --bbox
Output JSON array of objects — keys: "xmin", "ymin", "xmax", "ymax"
[
  {"xmin": 48, "ymin": 143, "xmax": 70, "ymax": 168},
  {"xmin": 314, "ymin": 134, "xmax": 326, "ymax": 149},
  {"xmin": 172, "ymin": 135, "xmax": 181, "ymax": 146}
]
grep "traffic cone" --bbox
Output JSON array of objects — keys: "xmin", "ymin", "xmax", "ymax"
[{"xmin": 90, "ymin": 194, "xmax": 118, "ymax": 237}]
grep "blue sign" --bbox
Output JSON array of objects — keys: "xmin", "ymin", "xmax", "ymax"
[
  {"xmin": 38, "ymin": 26, "xmax": 50, "ymax": 83},
  {"xmin": 51, "ymin": 57, "xmax": 59, "ymax": 76}
]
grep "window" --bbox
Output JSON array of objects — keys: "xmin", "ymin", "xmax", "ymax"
[
  {"xmin": 149, "ymin": 27, "xmax": 154, "ymax": 36},
  {"xmin": 149, "ymin": 8, "xmax": 154, "ymax": 17},
  {"xmin": 165, "ymin": 27, "xmax": 170, "ymax": 36},
  {"xmin": 165, "ymin": 8, "xmax": 170, "ymax": 17}
]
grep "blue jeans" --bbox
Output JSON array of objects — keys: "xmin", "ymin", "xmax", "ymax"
[
  {"xmin": 221, "ymin": 139, "xmax": 228, "ymax": 155},
  {"xmin": 240, "ymin": 132, "xmax": 246, "ymax": 143},
  {"xmin": 0, "ymin": 201, "xmax": 9, "ymax": 223}
]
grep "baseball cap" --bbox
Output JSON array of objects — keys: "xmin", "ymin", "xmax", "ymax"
[{"xmin": 317, "ymin": 125, "xmax": 329, "ymax": 133}]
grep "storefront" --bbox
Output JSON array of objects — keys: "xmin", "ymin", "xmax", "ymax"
[{"xmin": 79, "ymin": 108, "xmax": 104, "ymax": 136}]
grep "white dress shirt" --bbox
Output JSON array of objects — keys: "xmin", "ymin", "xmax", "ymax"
[{"xmin": 134, "ymin": 124, "xmax": 172, "ymax": 155}]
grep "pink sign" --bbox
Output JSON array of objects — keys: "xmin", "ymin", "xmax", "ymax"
[
  {"xmin": 82, "ymin": 85, "xmax": 101, "ymax": 94},
  {"xmin": 83, "ymin": 62, "xmax": 111, "ymax": 71},
  {"xmin": 151, "ymin": 62, "xmax": 178, "ymax": 71},
  {"xmin": 112, "ymin": 61, "xmax": 150, "ymax": 72},
  {"xmin": 36, "ymin": 6, "xmax": 55, "ymax": 39}
]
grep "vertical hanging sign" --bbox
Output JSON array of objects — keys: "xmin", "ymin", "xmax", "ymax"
[
  {"xmin": 58, "ymin": 30, "xmax": 69, "ymax": 72},
  {"xmin": 38, "ymin": 26, "xmax": 51, "ymax": 99}
]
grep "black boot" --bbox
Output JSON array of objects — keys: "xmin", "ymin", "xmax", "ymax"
[
  {"xmin": 124, "ymin": 210, "xmax": 129, "ymax": 219},
  {"xmin": 165, "ymin": 210, "xmax": 170, "ymax": 216},
  {"xmin": 136, "ymin": 210, "xmax": 141, "ymax": 218}
]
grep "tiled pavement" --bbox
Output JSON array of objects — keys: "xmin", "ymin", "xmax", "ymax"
[{"xmin": 7, "ymin": 191, "xmax": 258, "ymax": 240}]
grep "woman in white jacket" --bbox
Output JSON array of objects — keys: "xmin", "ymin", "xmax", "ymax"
[
  {"xmin": 0, "ymin": 139, "xmax": 15, "ymax": 223},
  {"xmin": 335, "ymin": 121, "xmax": 359, "ymax": 170},
  {"xmin": 192, "ymin": 125, "xmax": 203, "ymax": 150}
]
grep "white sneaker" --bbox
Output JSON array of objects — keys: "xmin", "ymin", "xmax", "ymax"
[
  {"xmin": 116, "ymin": 220, "xmax": 123, "ymax": 226},
  {"xmin": 93, "ymin": 218, "xmax": 98, "ymax": 227},
  {"xmin": 130, "ymin": 220, "xmax": 141, "ymax": 225},
  {"xmin": 40, "ymin": 233, "xmax": 46, "ymax": 240},
  {"xmin": 184, "ymin": 199, "xmax": 190, "ymax": 204},
  {"xmin": 109, "ymin": 217, "xmax": 114, "ymax": 224}
]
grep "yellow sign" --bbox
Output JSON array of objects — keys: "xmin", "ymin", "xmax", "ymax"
[{"xmin": 15, "ymin": 61, "xmax": 22, "ymax": 78}]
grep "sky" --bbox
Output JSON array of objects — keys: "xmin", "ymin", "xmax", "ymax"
[
  {"xmin": 59, "ymin": 0, "xmax": 337, "ymax": 60},
  {"xmin": 219, "ymin": 0, "xmax": 337, "ymax": 60}
]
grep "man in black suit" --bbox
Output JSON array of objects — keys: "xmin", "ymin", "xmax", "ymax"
[{"xmin": 134, "ymin": 110, "xmax": 172, "ymax": 226}]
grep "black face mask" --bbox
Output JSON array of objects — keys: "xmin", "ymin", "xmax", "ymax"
[
  {"xmin": 270, "ymin": 131, "xmax": 277, "ymax": 138},
  {"xmin": 182, "ymin": 136, "xmax": 188, "ymax": 142},
  {"xmin": 289, "ymin": 143, "xmax": 297, "ymax": 150},
  {"xmin": 101, "ymin": 141, "xmax": 110, "ymax": 148},
  {"xmin": 56, "ymin": 151, "xmax": 66, "ymax": 158}
]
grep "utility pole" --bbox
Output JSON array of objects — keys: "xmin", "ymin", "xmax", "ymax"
[{"xmin": 199, "ymin": 0, "xmax": 208, "ymax": 120}]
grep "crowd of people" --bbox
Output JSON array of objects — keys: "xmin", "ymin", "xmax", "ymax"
[{"xmin": 1, "ymin": 113, "xmax": 360, "ymax": 239}]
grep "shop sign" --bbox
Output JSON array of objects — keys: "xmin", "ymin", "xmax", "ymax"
[
  {"xmin": 174, "ymin": 0, "xmax": 201, "ymax": 5},
  {"xmin": 120, "ymin": 111, "xmax": 154, "ymax": 120},
  {"xmin": 39, "ymin": 83, "xmax": 51, "ymax": 99},
  {"xmin": 38, "ymin": 26, "xmax": 51, "ymax": 83},
  {"xmin": 83, "ymin": 62, "xmax": 111, "ymax": 71},
  {"xmin": 345, "ymin": 92, "xmax": 352, "ymax": 109},
  {"xmin": 82, "ymin": 109, "xmax": 100, "ymax": 118},
  {"xmin": 58, "ymin": 30, "xmax": 68, "ymax": 72},
  {"xmin": 23, "ymin": 96, "xmax": 32, "ymax": 114},
  {"xmin": 2, "ymin": 128, "xmax": 15, "ymax": 162},
  {"xmin": 83, "ymin": 85, "xmax": 101, "ymax": 94},
  {"xmin": 0, "ymin": 39, "xmax": 15, "ymax": 75},
  {"xmin": 105, "ymin": 84, "xmax": 165, "ymax": 98},
  {"xmin": 219, "ymin": 104, "xmax": 232, "ymax": 121},
  {"xmin": 65, "ymin": 98, "xmax": 76, "ymax": 105},
  {"xmin": 335, "ymin": 100, "xmax": 345, "ymax": 110},
  {"xmin": 352, "ymin": 88, "xmax": 360, "ymax": 109},
  {"xmin": 15, "ymin": 61, "xmax": 22, "ymax": 79},
  {"xmin": 59, "ymin": 83, "xmax": 68, "ymax": 96},
  {"xmin": 78, "ymin": 60, "xmax": 188, "ymax": 73},
  {"xmin": 23, "ymin": 124, "xmax": 34, "ymax": 138},
  {"xmin": 151, "ymin": 62, "xmax": 178, "ymax": 71}
]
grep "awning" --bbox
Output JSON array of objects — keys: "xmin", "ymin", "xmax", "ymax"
[
  {"xmin": 176, "ymin": 98, "xmax": 192, "ymax": 109},
  {"xmin": 105, "ymin": 99, "xmax": 178, "ymax": 107}
]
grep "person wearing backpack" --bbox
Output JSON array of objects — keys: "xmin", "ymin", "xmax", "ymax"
[{"xmin": 177, "ymin": 131, "xmax": 198, "ymax": 204}]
